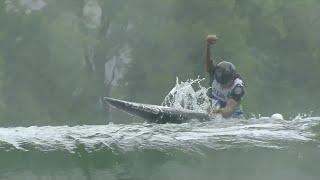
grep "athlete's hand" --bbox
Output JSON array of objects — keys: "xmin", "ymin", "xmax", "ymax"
[{"xmin": 207, "ymin": 35, "xmax": 218, "ymax": 45}]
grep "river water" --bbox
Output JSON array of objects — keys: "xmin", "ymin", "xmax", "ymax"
[
  {"xmin": 1, "ymin": 79, "xmax": 319, "ymax": 180},
  {"xmin": 0, "ymin": 116, "xmax": 319, "ymax": 180}
]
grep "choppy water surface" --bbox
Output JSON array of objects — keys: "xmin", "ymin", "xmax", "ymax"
[
  {"xmin": 0, "ymin": 116, "xmax": 320, "ymax": 180},
  {"xmin": 1, "ymin": 77, "xmax": 319, "ymax": 180},
  {"xmin": 0, "ymin": 117, "xmax": 319, "ymax": 153}
]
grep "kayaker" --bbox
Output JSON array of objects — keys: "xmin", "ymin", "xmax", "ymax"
[{"xmin": 205, "ymin": 35, "xmax": 245, "ymax": 118}]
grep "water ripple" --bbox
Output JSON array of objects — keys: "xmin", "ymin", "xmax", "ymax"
[{"xmin": 0, "ymin": 117, "xmax": 319, "ymax": 153}]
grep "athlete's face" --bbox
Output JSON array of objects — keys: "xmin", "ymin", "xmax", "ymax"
[{"xmin": 214, "ymin": 67, "xmax": 233, "ymax": 85}]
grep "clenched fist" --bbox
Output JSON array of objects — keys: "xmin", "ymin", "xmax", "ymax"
[{"xmin": 207, "ymin": 35, "xmax": 218, "ymax": 45}]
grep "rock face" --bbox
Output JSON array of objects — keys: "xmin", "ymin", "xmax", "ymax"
[{"xmin": 5, "ymin": 0, "xmax": 47, "ymax": 14}]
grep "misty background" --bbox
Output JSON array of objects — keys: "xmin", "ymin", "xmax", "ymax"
[{"xmin": 0, "ymin": 0, "xmax": 320, "ymax": 126}]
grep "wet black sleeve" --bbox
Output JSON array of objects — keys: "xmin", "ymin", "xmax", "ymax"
[{"xmin": 230, "ymin": 84, "xmax": 245, "ymax": 102}]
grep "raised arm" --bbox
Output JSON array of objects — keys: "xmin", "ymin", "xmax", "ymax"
[{"xmin": 205, "ymin": 35, "xmax": 218, "ymax": 73}]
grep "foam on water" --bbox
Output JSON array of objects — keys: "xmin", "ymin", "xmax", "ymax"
[{"xmin": 0, "ymin": 117, "xmax": 319, "ymax": 153}]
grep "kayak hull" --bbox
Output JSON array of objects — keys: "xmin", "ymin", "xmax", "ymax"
[{"xmin": 104, "ymin": 97, "xmax": 210, "ymax": 123}]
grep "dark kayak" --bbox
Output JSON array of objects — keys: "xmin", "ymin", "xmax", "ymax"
[{"xmin": 104, "ymin": 97, "xmax": 210, "ymax": 123}]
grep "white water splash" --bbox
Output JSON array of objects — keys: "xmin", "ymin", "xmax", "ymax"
[{"xmin": 162, "ymin": 77, "xmax": 211, "ymax": 113}]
